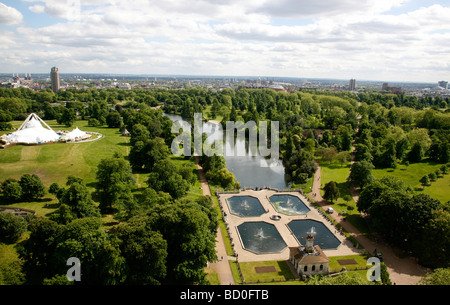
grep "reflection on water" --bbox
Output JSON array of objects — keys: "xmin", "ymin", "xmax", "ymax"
[
  {"xmin": 164, "ymin": 113, "xmax": 287, "ymax": 189},
  {"xmin": 227, "ymin": 196, "xmax": 266, "ymax": 217},
  {"xmin": 287, "ymin": 220, "xmax": 341, "ymax": 250},
  {"xmin": 269, "ymin": 194, "xmax": 310, "ymax": 215},
  {"xmin": 237, "ymin": 222, "xmax": 287, "ymax": 254}
]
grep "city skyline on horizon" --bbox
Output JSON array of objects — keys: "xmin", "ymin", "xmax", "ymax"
[
  {"xmin": 1, "ymin": 1, "xmax": 449, "ymax": 83},
  {"xmin": 2, "ymin": 70, "xmax": 442, "ymax": 86}
]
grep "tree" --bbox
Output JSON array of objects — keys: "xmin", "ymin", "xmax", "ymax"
[
  {"xmin": 321, "ymin": 147, "xmax": 338, "ymax": 163},
  {"xmin": 48, "ymin": 183, "xmax": 61, "ymax": 195},
  {"xmin": 129, "ymin": 137, "xmax": 170, "ymax": 171},
  {"xmin": 206, "ymin": 167, "xmax": 237, "ymax": 189},
  {"xmin": 106, "ymin": 111, "xmax": 123, "ymax": 128},
  {"xmin": 438, "ymin": 142, "xmax": 449, "ymax": 163},
  {"xmin": 357, "ymin": 176, "xmax": 409, "ymax": 214},
  {"xmin": 349, "ymin": 161, "xmax": 374, "ymax": 188},
  {"xmin": 420, "ymin": 175, "xmax": 430, "ymax": 186},
  {"xmin": 418, "ymin": 268, "xmax": 450, "ymax": 285},
  {"xmin": 57, "ymin": 178, "xmax": 100, "ymax": 221},
  {"xmin": 57, "ymin": 108, "xmax": 76, "ymax": 127},
  {"xmin": 368, "ymin": 189, "xmax": 411, "ymax": 245},
  {"xmin": 138, "ymin": 188, "xmax": 173, "ymax": 209},
  {"xmin": 379, "ymin": 138, "xmax": 397, "ymax": 168},
  {"xmin": 354, "ymin": 144, "xmax": 373, "ymax": 163},
  {"xmin": 336, "ymin": 151, "xmax": 351, "ymax": 167},
  {"xmin": 323, "ymin": 181, "xmax": 340, "ymax": 203},
  {"xmin": 147, "ymin": 160, "xmax": 190, "ymax": 199},
  {"xmin": 0, "ymin": 212, "xmax": 27, "ymax": 243},
  {"xmin": 422, "ymin": 207, "xmax": 450, "ymax": 268},
  {"xmin": 96, "ymin": 156, "xmax": 135, "ymax": 213},
  {"xmin": 402, "ymin": 194, "xmax": 441, "ymax": 246},
  {"xmin": 19, "ymin": 174, "xmax": 45, "ymax": 201},
  {"xmin": 52, "ymin": 218, "xmax": 125, "ymax": 285},
  {"xmin": 307, "ymin": 271, "xmax": 372, "ymax": 285},
  {"xmin": 20, "ymin": 218, "xmax": 63, "ymax": 283},
  {"xmin": 1, "ymin": 179, "xmax": 22, "ymax": 203},
  {"xmin": 408, "ymin": 142, "xmax": 424, "ymax": 163},
  {"xmin": 113, "ymin": 216, "xmax": 168, "ymax": 284},
  {"xmin": 144, "ymin": 201, "xmax": 217, "ymax": 283},
  {"xmin": 428, "ymin": 172, "xmax": 436, "ymax": 182},
  {"xmin": 0, "ymin": 243, "xmax": 25, "ymax": 285},
  {"xmin": 395, "ymin": 138, "xmax": 409, "ymax": 160}
]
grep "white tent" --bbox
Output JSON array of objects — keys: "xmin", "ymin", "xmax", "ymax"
[
  {"xmin": 62, "ymin": 127, "xmax": 89, "ymax": 141},
  {"xmin": 5, "ymin": 113, "xmax": 60, "ymax": 144}
]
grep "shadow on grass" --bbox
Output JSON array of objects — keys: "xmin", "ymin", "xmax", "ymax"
[
  {"xmin": 323, "ymin": 162, "xmax": 351, "ymax": 170},
  {"xmin": 116, "ymin": 142, "xmax": 131, "ymax": 147},
  {"xmin": 43, "ymin": 202, "xmax": 60, "ymax": 209},
  {"xmin": 345, "ymin": 214, "xmax": 372, "ymax": 236}
]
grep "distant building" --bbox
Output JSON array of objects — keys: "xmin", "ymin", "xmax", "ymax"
[
  {"xmin": 118, "ymin": 83, "xmax": 131, "ymax": 90},
  {"xmin": 51, "ymin": 67, "xmax": 60, "ymax": 93},
  {"xmin": 438, "ymin": 81, "xmax": 448, "ymax": 90},
  {"xmin": 349, "ymin": 78, "xmax": 356, "ymax": 91},
  {"xmin": 381, "ymin": 82, "xmax": 402, "ymax": 94}
]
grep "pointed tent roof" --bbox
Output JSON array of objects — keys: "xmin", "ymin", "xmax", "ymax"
[
  {"xmin": 5, "ymin": 113, "xmax": 60, "ymax": 144},
  {"xmin": 63, "ymin": 127, "xmax": 87, "ymax": 140}
]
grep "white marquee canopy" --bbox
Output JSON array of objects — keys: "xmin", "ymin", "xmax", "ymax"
[{"xmin": 5, "ymin": 113, "xmax": 60, "ymax": 144}]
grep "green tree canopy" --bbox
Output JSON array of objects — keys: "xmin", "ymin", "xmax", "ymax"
[
  {"xmin": 323, "ymin": 181, "xmax": 340, "ymax": 203},
  {"xmin": 19, "ymin": 174, "xmax": 45, "ymax": 201},
  {"xmin": 96, "ymin": 156, "xmax": 135, "ymax": 213},
  {"xmin": 348, "ymin": 161, "xmax": 374, "ymax": 188}
]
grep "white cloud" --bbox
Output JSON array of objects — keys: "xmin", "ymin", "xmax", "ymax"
[
  {"xmin": 0, "ymin": 2, "xmax": 23, "ymax": 25},
  {"xmin": 28, "ymin": 5, "xmax": 45, "ymax": 14},
  {"xmin": 2, "ymin": 0, "xmax": 450, "ymax": 82},
  {"xmin": 250, "ymin": 0, "xmax": 407, "ymax": 18}
]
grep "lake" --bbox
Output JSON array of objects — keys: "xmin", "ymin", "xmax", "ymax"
[{"xmin": 164, "ymin": 113, "xmax": 288, "ymax": 189}]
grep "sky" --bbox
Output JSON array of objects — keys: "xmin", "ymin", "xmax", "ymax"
[{"xmin": 0, "ymin": 0, "xmax": 449, "ymax": 83}]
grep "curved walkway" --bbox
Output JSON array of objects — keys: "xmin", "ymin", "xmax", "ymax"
[
  {"xmin": 308, "ymin": 163, "xmax": 429, "ymax": 285},
  {"xmin": 195, "ymin": 156, "xmax": 235, "ymax": 285}
]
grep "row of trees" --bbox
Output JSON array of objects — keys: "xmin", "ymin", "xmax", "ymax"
[
  {"xmin": 357, "ymin": 176, "xmax": 449, "ymax": 268},
  {"xmin": 0, "ymin": 154, "xmax": 218, "ymax": 285},
  {"xmin": 18, "ymin": 193, "xmax": 217, "ymax": 285},
  {"xmin": 0, "ymin": 174, "xmax": 45, "ymax": 203}
]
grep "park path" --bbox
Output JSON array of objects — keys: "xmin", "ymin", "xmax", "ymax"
[
  {"xmin": 194, "ymin": 156, "xmax": 235, "ymax": 285},
  {"xmin": 308, "ymin": 162, "xmax": 428, "ymax": 285}
]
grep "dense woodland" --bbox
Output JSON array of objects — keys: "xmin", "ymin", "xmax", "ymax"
[{"xmin": 0, "ymin": 86, "xmax": 449, "ymax": 284}]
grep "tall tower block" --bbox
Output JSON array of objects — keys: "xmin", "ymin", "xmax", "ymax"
[{"xmin": 51, "ymin": 67, "xmax": 60, "ymax": 94}]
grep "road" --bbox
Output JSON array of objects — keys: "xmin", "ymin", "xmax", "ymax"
[
  {"xmin": 309, "ymin": 162, "xmax": 429, "ymax": 285},
  {"xmin": 195, "ymin": 156, "xmax": 235, "ymax": 285}
]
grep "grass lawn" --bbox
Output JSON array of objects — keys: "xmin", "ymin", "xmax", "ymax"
[
  {"xmin": 0, "ymin": 119, "xmax": 204, "ymax": 217},
  {"xmin": 319, "ymin": 160, "xmax": 355, "ymax": 209},
  {"xmin": 0, "ymin": 120, "xmax": 130, "ymax": 187},
  {"xmin": 202, "ymin": 105, "xmax": 223, "ymax": 123},
  {"xmin": 419, "ymin": 174, "xmax": 450, "ymax": 203},
  {"xmin": 372, "ymin": 160, "xmax": 449, "ymax": 203},
  {"xmin": 205, "ymin": 267, "xmax": 220, "ymax": 285},
  {"xmin": 328, "ymin": 254, "xmax": 371, "ymax": 272},
  {"xmin": 317, "ymin": 159, "xmax": 371, "ymax": 234},
  {"xmin": 238, "ymin": 260, "xmax": 296, "ymax": 284}
]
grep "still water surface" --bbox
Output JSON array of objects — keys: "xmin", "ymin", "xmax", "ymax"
[{"xmin": 164, "ymin": 113, "xmax": 288, "ymax": 189}]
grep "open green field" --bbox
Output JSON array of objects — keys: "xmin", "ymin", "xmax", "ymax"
[
  {"xmin": 372, "ymin": 161, "xmax": 449, "ymax": 203},
  {"xmin": 0, "ymin": 120, "xmax": 203, "ymax": 216},
  {"xmin": 0, "ymin": 120, "xmax": 129, "ymax": 187},
  {"xmin": 419, "ymin": 174, "xmax": 450, "ymax": 204},
  {"xmin": 318, "ymin": 157, "xmax": 449, "ymax": 204}
]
